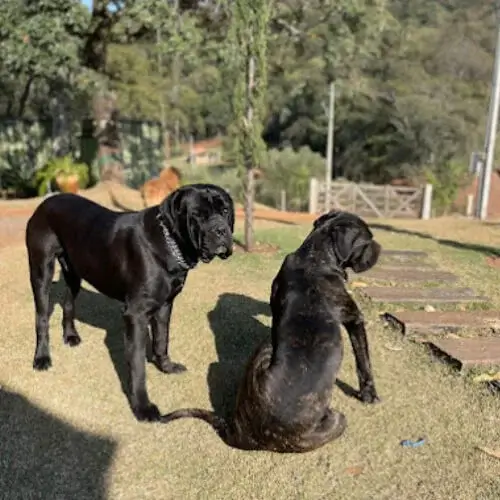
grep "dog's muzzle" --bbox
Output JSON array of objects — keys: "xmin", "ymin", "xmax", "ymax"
[
  {"xmin": 213, "ymin": 225, "xmax": 233, "ymax": 259},
  {"xmin": 200, "ymin": 219, "xmax": 233, "ymax": 262}
]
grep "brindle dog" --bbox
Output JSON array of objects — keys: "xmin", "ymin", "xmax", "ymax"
[{"xmin": 160, "ymin": 210, "xmax": 381, "ymax": 452}]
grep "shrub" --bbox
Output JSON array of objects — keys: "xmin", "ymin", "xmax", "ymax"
[
  {"xmin": 424, "ymin": 159, "xmax": 472, "ymax": 216},
  {"xmin": 258, "ymin": 146, "xmax": 325, "ymax": 211}
]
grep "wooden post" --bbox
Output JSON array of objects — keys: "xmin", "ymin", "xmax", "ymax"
[
  {"xmin": 189, "ymin": 135, "xmax": 195, "ymax": 169},
  {"xmin": 421, "ymin": 183, "xmax": 433, "ymax": 220},
  {"xmin": 280, "ymin": 190, "xmax": 286, "ymax": 211},
  {"xmin": 309, "ymin": 178, "xmax": 318, "ymax": 213},
  {"xmin": 466, "ymin": 194, "xmax": 474, "ymax": 217},
  {"xmin": 384, "ymin": 184, "xmax": 390, "ymax": 217},
  {"xmin": 325, "ymin": 82, "xmax": 335, "ymax": 211}
]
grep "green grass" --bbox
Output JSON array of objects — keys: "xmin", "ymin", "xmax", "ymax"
[{"xmin": 2, "ymin": 218, "xmax": 500, "ymax": 499}]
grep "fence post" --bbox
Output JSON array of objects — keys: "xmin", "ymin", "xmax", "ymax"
[
  {"xmin": 421, "ymin": 183, "xmax": 433, "ymax": 220},
  {"xmin": 280, "ymin": 190, "xmax": 286, "ymax": 211},
  {"xmin": 466, "ymin": 194, "xmax": 474, "ymax": 217},
  {"xmin": 384, "ymin": 184, "xmax": 390, "ymax": 216},
  {"xmin": 309, "ymin": 178, "xmax": 319, "ymax": 213}
]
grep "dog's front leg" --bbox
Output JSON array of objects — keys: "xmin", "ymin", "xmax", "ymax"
[
  {"xmin": 123, "ymin": 305, "xmax": 160, "ymax": 422},
  {"xmin": 151, "ymin": 301, "xmax": 187, "ymax": 374},
  {"xmin": 342, "ymin": 304, "xmax": 380, "ymax": 404}
]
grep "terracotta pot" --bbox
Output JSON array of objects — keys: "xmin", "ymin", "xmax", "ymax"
[{"xmin": 56, "ymin": 173, "xmax": 80, "ymax": 194}]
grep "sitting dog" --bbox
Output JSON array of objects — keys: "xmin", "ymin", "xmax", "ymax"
[
  {"xmin": 160, "ymin": 210, "xmax": 381, "ymax": 452},
  {"xmin": 26, "ymin": 184, "xmax": 234, "ymax": 422}
]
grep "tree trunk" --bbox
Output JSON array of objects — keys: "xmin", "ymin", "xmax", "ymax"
[
  {"xmin": 18, "ymin": 76, "xmax": 34, "ymax": 118},
  {"xmin": 244, "ymin": 167, "xmax": 255, "ymax": 251},
  {"xmin": 244, "ymin": 56, "xmax": 256, "ymax": 252},
  {"xmin": 93, "ymin": 92, "xmax": 123, "ymax": 183}
]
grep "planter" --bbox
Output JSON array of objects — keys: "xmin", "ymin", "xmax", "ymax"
[{"xmin": 56, "ymin": 173, "xmax": 80, "ymax": 194}]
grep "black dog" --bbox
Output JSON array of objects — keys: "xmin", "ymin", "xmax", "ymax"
[
  {"xmin": 160, "ymin": 210, "xmax": 381, "ymax": 452},
  {"xmin": 25, "ymin": 184, "xmax": 234, "ymax": 422}
]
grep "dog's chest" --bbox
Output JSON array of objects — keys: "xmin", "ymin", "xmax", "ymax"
[{"xmin": 153, "ymin": 275, "xmax": 186, "ymax": 303}]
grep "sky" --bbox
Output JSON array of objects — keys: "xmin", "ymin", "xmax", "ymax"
[{"xmin": 81, "ymin": 0, "xmax": 92, "ymax": 9}]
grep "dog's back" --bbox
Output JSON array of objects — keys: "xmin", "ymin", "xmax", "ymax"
[
  {"xmin": 267, "ymin": 254, "xmax": 344, "ymax": 413},
  {"xmin": 26, "ymin": 193, "xmax": 135, "ymax": 301}
]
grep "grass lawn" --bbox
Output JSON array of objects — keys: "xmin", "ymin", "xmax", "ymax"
[{"xmin": 2, "ymin": 215, "xmax": 500, "ymax": 499}]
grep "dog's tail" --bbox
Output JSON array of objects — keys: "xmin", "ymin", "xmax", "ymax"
[{"xmin": 160, "ymin": 409, "xmax": 231, "ymax": 440}]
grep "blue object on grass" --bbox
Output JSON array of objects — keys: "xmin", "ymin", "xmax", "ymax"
[{"xmin": 400, "ymin": 438, "xmax": 426, "ymax": 448}]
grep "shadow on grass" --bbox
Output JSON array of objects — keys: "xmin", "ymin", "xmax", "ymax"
[
  {"xmin": 205, "ymin": 292, "xmax": 359, "ymax": 420},
  {"xmin": 0, "ymin": 386, "xmax": 116, "ymax": 499},
  {"xmin": 206, "ymin": 293, "xmax": 271, "ymax": 416},
  {"xmin": 50, "ymin": 275, "xmax": 135, "ymax": 416},
  {"xmin": 370, "ymin": 222, "xmax": 500, "ymax": 257}
]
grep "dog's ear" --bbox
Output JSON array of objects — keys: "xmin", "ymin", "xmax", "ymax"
[
  {"xmin": 349, "ymin": 239, "xmax": 381, "ymax": 273},
  {"xmin": 222, "ymin": 190, "xmax": 235, "ymax": 232},
  {"xmin": 159, "ymin": 187, "xmax": 187, "ymax": 231},
  {"xmin": 313, "ymin": 210, "xmax": 341, "ymax": 229},
  {"xmin": 158, "ymin": 186, "xmax": 198, "ymax": 248},
  {"xmin": 322, "ymin": 213, "xmax": 381, "ymax": 273}
]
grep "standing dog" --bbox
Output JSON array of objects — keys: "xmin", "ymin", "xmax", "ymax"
[
  {"xmin": 26, "ymin": 184, "xmax": 234, "ymax": 422},
  {"xmin": 160, "ymin": 210, "xmax": 381, "ymax": 452}
]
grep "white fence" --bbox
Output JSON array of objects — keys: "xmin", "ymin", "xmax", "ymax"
[{"xmin": 309, "ymin": 179, "xmax": 432, "ymax": 219}]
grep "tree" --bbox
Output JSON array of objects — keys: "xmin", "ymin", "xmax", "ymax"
[
  {"xmin": 0, "ymin": 0, "xmax": 91, "ymax": 119},
  {"xmin": 228, "ymin": 0, "xmax": 273, "ymax": 251}
]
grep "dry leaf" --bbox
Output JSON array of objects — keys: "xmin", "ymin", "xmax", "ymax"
[
  {"xmin": 351, "ymin": 281, "xmax": 368, "ymax": 288},
  {"xmin": 345, "ymin": 465, "xmax": 364, "ymax": 476},
  {"xmin": 385, "ymin": 343, "xmax": 403, "ymax": 352},
  {"xmin": 477, "ymin": 446, "xmax": 500, "ymax": 460},
  {"xmin": 472, "ymin": 372, "xmax": 500, "ymax": 383}
]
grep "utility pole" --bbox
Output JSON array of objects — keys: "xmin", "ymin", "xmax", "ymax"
[
  {"xmin": 172, "ymin": 0, "xmax": 181, "ymax": 150},
  {"xmin": 325, "ymin": 82, "xmax": 335, "ymax": 212},
  {"xmin": 156, "ymin": 26, "xmax": 166, "ymax": 132},
  {"xmin": 477, "ymin": 15, "xmax": 500, "ymax": 220}
]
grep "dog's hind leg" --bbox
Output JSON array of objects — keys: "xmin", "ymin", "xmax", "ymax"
[
  {"xmin": 59, "ymin": 255, "xmax": 82, "ymax": 347},
  {"xmin": 295, "ymin": 408, "xmax": 347, "ymax": 453},
  {"xmin": 27, "ymin": 227, "xmax": 58, "ymax": 371}
]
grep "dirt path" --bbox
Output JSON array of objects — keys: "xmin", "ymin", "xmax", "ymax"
[{"xmin": 0, "ymin": 189, "xmax": 316, "ymax": 250}]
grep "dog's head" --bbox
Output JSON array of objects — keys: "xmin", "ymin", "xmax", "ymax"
[
  {"xmin": 312, "ymin": 210, "xmax": 381, "ymax": 273},
  {"xmin": 159, "ymin": 183, "xmax": 235, "ymax": 264}
]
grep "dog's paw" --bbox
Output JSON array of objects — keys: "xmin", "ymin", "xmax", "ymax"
[
  {"xmin": 358, "ymin": 387, "xmax": 381, "ymax": 404},
  {"xmin": 33, "ymin": 356, "xmax": 52, "ymax": 371},
  {"xmin": 165, "ymin": 362, "xmax": 187, "ymax": 374},
  {"xmin": 155, "ymin": 356, "xmax": 187, "ymax": 374},
  {"xmin": 63, "ymin": 334, "xmax": 82, "ymax": 347},
  {"xmin": 133, "ymin": 403, "xmax": 161, "ymax": 422}
]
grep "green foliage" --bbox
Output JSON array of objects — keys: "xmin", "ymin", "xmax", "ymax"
[
  {"xmin": 424, "ymin": 160, "xmax": 472, "ymax": 216},
  {"xmin": 179, "ymin": 164, "xmax": 244, "ymax": 202},
  {"xmin": 259, "ymin": 146, "xmax": 324, "ymax": 210},
  {"xmin": 0, "ymin": 0, "xmax": 497, "ymax": 206},
  {"xmin": 227, "ymin": 0, "xmax": 273, "ymax": 175},
  {"xmin": 119, "ymin": 120, "xmax": 163, "ymax": 189},
  {"xmin": 0, "ymin": 119, "xmax": 53, "ymax": 194},
  {"xmin": 34, "ymin": 154, "xmax": 89, "ymax": 196}
]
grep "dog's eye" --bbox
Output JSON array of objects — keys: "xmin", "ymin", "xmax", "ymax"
[{"xmin": 222, "ymin": 208, "xmax": 228, "ymax": 215}]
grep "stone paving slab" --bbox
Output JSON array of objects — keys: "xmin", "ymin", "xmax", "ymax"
[
  {"xmin": 359, "ymin": 268, "xmax": 457, "ymax": 283},
  {"xmin": 431, "ymin": 337, "xmax": 500, "ymax": 370},
  {"xmin": 381, "ymin": 250, "xmax": 428, "ymax": 258},
  {"xmin": 383, "ymin": 311, "xmax": 500, "ymax": 336},
  {"xmin": 359, "ymin": 286, "xmax": 489, "ymax": 304}
]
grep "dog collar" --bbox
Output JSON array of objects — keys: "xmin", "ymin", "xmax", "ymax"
[{"xmin": 156, "ymin": 214, "xmax": 192, "ymax": 271}]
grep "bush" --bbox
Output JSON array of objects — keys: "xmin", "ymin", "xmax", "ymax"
[
  {"xmin": 258, "ymin": 146, "xmax": 325, "ymax": 211},
  {"xmin": 178, "ymin": 163, "xmax": 244, "ymax": 202},
  {"xmin": 424, "ymin": 159, "xmax": 472, "ymax": 216}
]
